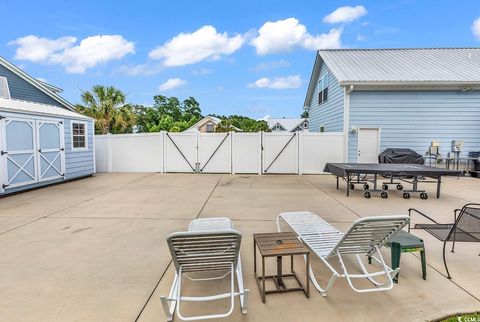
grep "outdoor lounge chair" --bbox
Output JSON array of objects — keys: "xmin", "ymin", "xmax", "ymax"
[
  {"xmin": 161, "ymin": 217, "xmax": 249, "ymax": 321},
  {"xmin": 277, "ymin": 211, "xmax": 409, "ymax": 296},
  {"xmin": 408, "ymin": 203, "xmax": 480, "ymax": 279}
]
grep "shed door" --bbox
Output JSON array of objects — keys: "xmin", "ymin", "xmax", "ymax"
[
  {"xmin": 1, "ymin": 117, "xmax": 38, "ymax": 189},
  {"xmin": 36, "ymin": 120, "xmax": 65, "ymax": 182},
  {"xmin": 357, "ymin": 128, "xmax": 380, "ymax": 163}
]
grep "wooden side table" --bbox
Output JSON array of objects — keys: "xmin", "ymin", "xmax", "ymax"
[{"xmin": 253, "ymin": 232, "xmax": 310, "ymax": 303}]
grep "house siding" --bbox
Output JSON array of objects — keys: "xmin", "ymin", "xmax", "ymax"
[
  {"xmin": 64, "ymin": 119, "xmax": 95, "ymax": 179},
  {"xmin": 0, "ymin": 65, "xmax": 62, "ymax": 107},
  {"xmin": 308, "ymin": 62, "xmax": 344, "ymax": 132},
  {"xmin": 348, "ymin": 90, "xmax": 480, "ymax": 162}
]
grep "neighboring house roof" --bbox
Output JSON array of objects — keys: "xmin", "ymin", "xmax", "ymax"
[
  {"xmin": 266, "ymin": 118, "xmax": 308, "ymax": 132},
  {"xmin": 304, "ymin": 48, "xmax": 480, "ymax": 108},
  {"xmin": 185, "ymin": 115, "xmax": 242, "ymax": 132},
  {"xmin": 185, "ymin": 116, "xmax": 222, "ymax": 132},
  {"xmin": 0, "ymin": 56, "xmax": 75, "ymax": 111},
  {"xmin": 0, "ymin": 97, "xmax": 92, "ymax": 120}
]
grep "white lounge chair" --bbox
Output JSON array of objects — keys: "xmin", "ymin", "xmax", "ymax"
[
  {"xmin": 161, "ymin": 217, "xmax": 249, "ymax": 321},
  {"xmin": 277, "ymin": 211, "xmax": 409, "ymax": 296}
]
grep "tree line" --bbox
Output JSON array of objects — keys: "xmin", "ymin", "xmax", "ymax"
[{"xmin": 76, "ymin": 85, "xmax": 270, "ymax": 135}]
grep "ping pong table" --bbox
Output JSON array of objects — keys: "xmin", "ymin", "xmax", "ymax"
[{"xmin": 323, "ymin": 163, "xmax": 461, "ymax": 199}]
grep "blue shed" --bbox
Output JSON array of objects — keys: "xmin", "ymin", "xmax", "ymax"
[
  {"xmin": 0, "ymin": 57, "xmax": 95, "ymax": 195},
  {"xmin": 304, "ymin": 48, "xmax": 480, "ymax": 163}
]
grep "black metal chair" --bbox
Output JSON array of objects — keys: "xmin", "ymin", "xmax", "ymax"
[{"xmin": 408, "ymin": 203, "xmax": 480, "ymax": 279}]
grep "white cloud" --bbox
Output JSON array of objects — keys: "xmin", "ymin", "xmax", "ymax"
[
  {"xmin": 473, "ymin": 17, "xmax": 480, "ymax": 40},
  {"xmin": 118, "ymin": 62, "xmax": 164, "ymax": 76},
  {"xmin": 323, "ymin": 5, "xmax": 367, "ymax": 24},
  {"xmin": 158, "ymin": 78, "xmax": 187, "ymax": 91},
  {"xmin": 9, "ymin": 35, "xmax": 134, "ymax": 73},
  {"xmin": 248, "ymin": 75, "xmax": 302, "ymax": 89},
  {"xmin": 192, "ymin": 68, "xmax": 212, "ymax": 75},
  {"xmin": 149, "ymin": 25, "xmax": 244, "ymax": 66},
  {"xmin": 251, "ymin": 60, "xmax": 290, "ymax": 72},
  {"xmin": 250, "ymin": 18, "xmax": 341, "ymax": 55}
]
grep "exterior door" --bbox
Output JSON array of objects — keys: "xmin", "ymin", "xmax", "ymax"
[
  {"xmin": 36, "ymin": 120, "xmax": 65, "ymax": 182},
  {"xmin": 1, "ymin": 117, "xmax": 38, "ymax": 189},
  {"xmin": 357, "ymin": 128, "xmax": 380, "ymax": 163}
]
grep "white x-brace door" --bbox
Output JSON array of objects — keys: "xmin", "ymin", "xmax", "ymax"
[
  {"xmin": 1, "ymin": 117, "xmax": 38, "ymax": 189},
  {"xmin": 36, "ymin": 120, "xmax": 65, "ymax": 182}
]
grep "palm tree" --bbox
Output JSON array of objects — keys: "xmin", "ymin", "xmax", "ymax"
[{"xmin": 76, "ymin": 85, "xmax": 136, "ymax": 134}]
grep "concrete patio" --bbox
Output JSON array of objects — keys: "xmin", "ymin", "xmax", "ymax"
[{"xmin": 0, "ymin": 173, "xmax": 479, "ymax": 322}]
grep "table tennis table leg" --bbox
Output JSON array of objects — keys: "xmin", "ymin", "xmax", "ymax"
[
  {"xmin": 437, "ymin": 177, "xmax": 441, "ymax": 199},
  {"xmin": 346, "ymin": 176, "xmax": 350, "ymax": 197},
  {"xmin": 336, "ymin": 176, "xmax": 339, "ymax": 190}
]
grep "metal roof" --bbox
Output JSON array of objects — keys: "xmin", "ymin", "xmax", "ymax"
[
  {"xmin": 0, "ymin": 97, "xmax": 92, "ymax": 120},
  {"xmin": 266, "ymin": 118, "xmax": 307, "ymax": 131},
  {"xmin": 319, "ymin": 48, "xmax": 480, "ymax": 85}
]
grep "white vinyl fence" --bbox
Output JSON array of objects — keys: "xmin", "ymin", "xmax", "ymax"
[{"xmin": 95, "ymin": 131, "xmax": 344, "ymax": 174}]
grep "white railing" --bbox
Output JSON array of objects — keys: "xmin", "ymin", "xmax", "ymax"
[{"xmin": 95, "ymin": 131, "xmax": 344, "ymax": 174}]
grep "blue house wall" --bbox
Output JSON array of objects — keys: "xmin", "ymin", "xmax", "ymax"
[
  {"xmin": 348, "ymin": 90, "xmax": 480, "ymax": 162},
  {"xmin": 0, "ymin": 65, "xmax": 63, "ymax": 107},
  {"xmin": 308, "ymin": 62, "xmax": 344, "ymax": 133}
]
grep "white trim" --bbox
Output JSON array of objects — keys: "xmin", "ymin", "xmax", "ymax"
[
  {"xmin": 0, "ymin": 117, "xmax": 6, "ymax": 193},
  {"xmin": 35, "ymin": 119, "xmax": 65, "ymax": 182},
  {"xmin": 0, "ymin": 76, "xmax": 11, "ymax": 99},
  {"xmin": 70, "ymin": 120, "xmax": 89, "ymax": 152},
  {"xmin": 343, "ymin": 87, "xmax": 350, "ymax": 162}
]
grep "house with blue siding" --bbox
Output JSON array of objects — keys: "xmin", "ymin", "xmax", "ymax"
[
  {"xmin": 0, "ymin": 57, "xmax": 95, "ymax": 195},
  {"xmin": 304, "ymin": 48, "xmax": 480, "ymax": 163}
]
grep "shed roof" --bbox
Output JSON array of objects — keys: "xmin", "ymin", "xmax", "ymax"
[
  {"xmin": 0, "ymin": 97, "xmax": 92, "ymax": 120},
  {"xmin": 319, "ymin": 48, "xmax": 480, "ymax": 85}
]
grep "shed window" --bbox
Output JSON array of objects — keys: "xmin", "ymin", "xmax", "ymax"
[
  {"xmin": 0, "ymin": 77, "xmax": 11, "ymax": 99},
  {"xmin": 318, "ymin": 74, "xmax": 329, "ymax": 105},
  {"xmin": 303, "ymin": 121, "xmax": 308, "ymax": 129},
  {"xmin": 71, "ymin": 121, "xmax": 88, "ymax": 150}
]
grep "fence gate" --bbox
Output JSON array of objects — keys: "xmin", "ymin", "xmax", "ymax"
[
  {"xmin": 164, "ymin": 132, "xmax": 197, "ymax": 172},
  {"xmin": 262, "ymin": 132, "xmax": 298, "ymax": 174},
  {"xmin": 198, "ymin": 133, "xmax": 231, "ymax": 173},
  {"xmin": 36, "ymin": 120, "xmax": 65, "ymax": 182},
  {"xmin": 232, "ymin": 132, "xmax": 261, "ymax": 174},
  {"xmin": 1, "ymin": 117, "xmax": 38, "ymax": 189}
]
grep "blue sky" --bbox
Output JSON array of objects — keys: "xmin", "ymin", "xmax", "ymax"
[{"xmin": 1, "ymin": 0, "xmax": 480, "ymax": 119}]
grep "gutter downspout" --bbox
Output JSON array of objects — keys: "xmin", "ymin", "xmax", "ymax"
[{"xmin": 343, "ymin": 85, "xmax": 354, "ymax": 162}]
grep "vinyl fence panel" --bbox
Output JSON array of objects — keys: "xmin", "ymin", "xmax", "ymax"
[
  {"xmin": 164, "ymin": 132, "xmax": 197, "ymax": 173},
  {"xmin": 198, "ymin": 132, "xmax": 231, "ymax": 173},
  {"xmin": 94, "ymin": 131, "xmax": 344, "ymax": 174},
  {"xmin": 232, "ymin": 132, "xmax": 262, "ymax": 174},
  {"xmin": 299, "ymin": 132, "xmax": 344, "ymax": 174},
  {"xmin": 110, "ymin": 133, "xmax": 163, "ymax": 172},
  {"xmin": 262, "ymin": 132, "xmax": 298, "ymax": 174}
]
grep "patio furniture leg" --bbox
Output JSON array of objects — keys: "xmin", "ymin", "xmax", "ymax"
[
  {"xmin": 443, "ymin": 241, "xmax": 452, "ymax": 279},
  {"xmin": 420, "ymin": 249, "xmax": 427, "ymax": 280},
  {"xmin": 236, "ymin": 257, "xmax": 249, "ymax": 314},
  {"xmin": 390, "ymin": 242, "xmax": 401, "ymax": 283}
]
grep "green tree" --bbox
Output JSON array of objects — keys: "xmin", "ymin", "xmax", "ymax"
[
  {"xmin": 76, "ymin": 85, "xmax": 136, "ymax": 134},
  {"xmin": 301, "ymin": 110, "xmax": 309, "ymax": 118},
  {"xmin": 213, "ymin": 115, "xmax": 270, "ymax": 132},
  {"xmin": 135, "ymin": 96, "xmax": 202, "ymax": 132}
]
